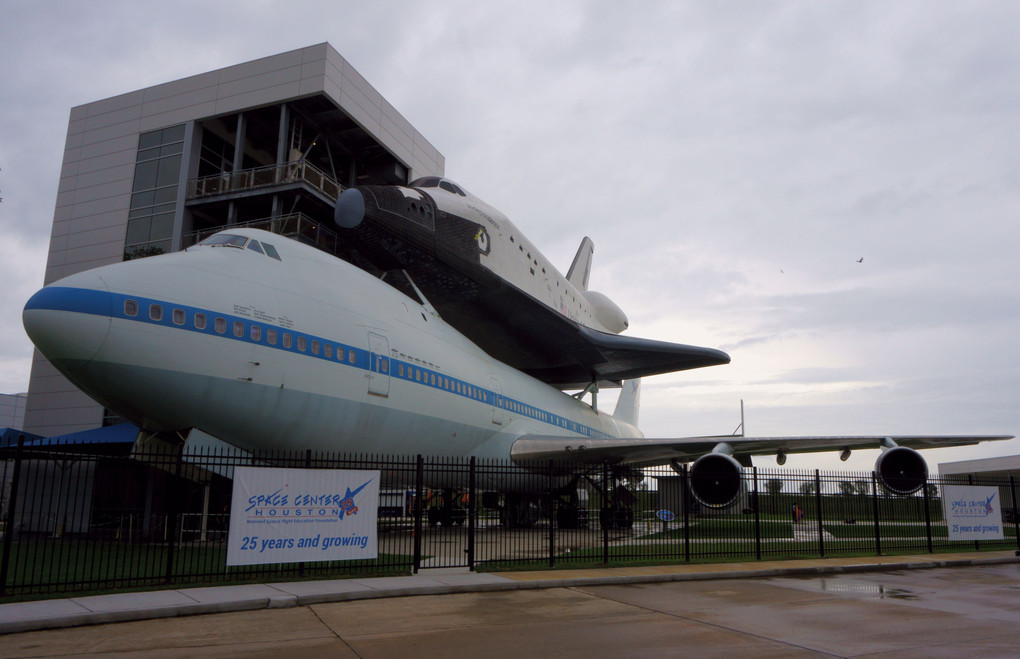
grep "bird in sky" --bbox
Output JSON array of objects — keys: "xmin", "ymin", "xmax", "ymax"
[{"xmin": 856, "ymin": 257, "xmax": 864, "ymax": 263}]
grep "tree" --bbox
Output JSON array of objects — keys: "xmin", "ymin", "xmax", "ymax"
[
  {"xmin": 838, "ymin": 481, "xmax": 856, "ymax": 496},
  {"xmin": 799, "ymin": 481, "xmax": 818, "ymax": 496},
  {"xmin": 765, "ymin": 479, "xmax": 783, "ymax": 495}
]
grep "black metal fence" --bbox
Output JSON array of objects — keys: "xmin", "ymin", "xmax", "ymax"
[{"xmin": 1, "ymin": 437, "xmax": 1018, "ymax": 598}]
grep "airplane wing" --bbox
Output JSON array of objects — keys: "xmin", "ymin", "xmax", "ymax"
[{"xmin": 510, "ymin": 434, "xmax": 1015, "ymax": 468}]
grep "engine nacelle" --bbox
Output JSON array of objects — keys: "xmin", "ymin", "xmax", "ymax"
[
  {"xmin": 689, "ymin": 452, "xmax": 744, "ymax": 508},
  {"xmin": 875, "ymin": 446, "xmax": 928, "ymax": 495},
  {"xmin": 582, "ymin": 290, "xmax": 629, "ymax": 334}
]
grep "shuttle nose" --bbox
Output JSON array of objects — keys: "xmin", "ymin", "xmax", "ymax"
[
  {"xmin": 23, "ymin": 272, "xmax": 112, "ymax": 371},
  {"xmin": 334, "ymin": 188, "xmax": 366, "ymax": 228}
]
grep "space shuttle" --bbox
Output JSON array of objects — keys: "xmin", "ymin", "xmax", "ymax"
[
  {"xmin": 332, "ymin": 177, "xmax": 726, "ymax": 389},
  {"xmin": 22, "ymin": 176, "xmax": 1012, "ymax": 511}
]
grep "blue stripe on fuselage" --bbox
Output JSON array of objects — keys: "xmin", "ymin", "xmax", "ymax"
[{"xmin": 28, "ymin": 286, "xmax": 609, "ymax": 439}]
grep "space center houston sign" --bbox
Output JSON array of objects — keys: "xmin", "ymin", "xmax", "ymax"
[
  {"xmin": 227, "ymin": 466, "xmax": 380, "ymax": 566},
  {"xmin": 941, "ymin": 485, "xmax": 1004, "ymax": 542}
]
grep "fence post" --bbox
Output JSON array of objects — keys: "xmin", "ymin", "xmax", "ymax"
[
  {"xmin": 164, "ymin": 441, "xmax": 184, "ymax": 584},
  {"xmin": 413, "ymin": 455, "xmax": 423, "ymax": 574},
  {"xmin": 602, "ymin": 462, "xmax": 610, "ymax": 565},
  {"xmin": 871, "ymin": 472, "xmax": 882, "ymax": 555},
  {"xmin": 547, "ymin": 460, "xmax": 555, "ymax": 568},
  {"xmin": 0, "ymin": 435, "xmax": 25, "ymax": 596},
  {"xmin": 752, "ymin": 467, "xmax": 762, "ymax": 560},
  {"xmin": 467, "ymin": 457, "xmax": 476, "ymax": 570},
  {"xmin": 922, "ymin": 476, "xmax": 933, "ymax": 553},
  {"xmin": 1010, "ymin": 476, "xmax": 1019, "ymax": 555},
  {"xmin": 682, "ymin": 463, "xmax": 691, "ymax": 563},
  {"xmin": 815, "ymin": 470, "xmax": 824, "ymax": 558}
]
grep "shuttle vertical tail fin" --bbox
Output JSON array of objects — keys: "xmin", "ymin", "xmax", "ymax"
[
  {"xmin": 566, "ymin": 237, "xmax": 594, "ymax": 291},
  {"xmin": 613, "ymin": 379, "xmax": 641, "ymax": 427}
]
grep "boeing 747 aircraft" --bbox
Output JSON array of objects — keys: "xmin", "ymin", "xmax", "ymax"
[{"xmin": 22, "ymin": 177, "xmax": 1012, "ymax": 513}]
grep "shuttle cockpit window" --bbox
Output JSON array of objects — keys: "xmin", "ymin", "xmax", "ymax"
[{"xmin": 438, "ymin": 180, "xmax": 467, "ymax": 196}]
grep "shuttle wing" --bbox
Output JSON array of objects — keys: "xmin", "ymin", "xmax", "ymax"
[{"xmin": 510, "ymin": 434, "xmax": 1014, "ymax": 467}]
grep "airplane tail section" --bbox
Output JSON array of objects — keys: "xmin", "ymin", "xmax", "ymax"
[
  {"xmin": 566, "ymin": 237, "xmax": 594, "ymax": 291},
  {"xmin": 613, "ymin": 379, "xmax": 641, "ymax": 427}
]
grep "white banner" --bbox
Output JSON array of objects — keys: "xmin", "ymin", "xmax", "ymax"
[
  {"xmin": 226, "ymin": 466, "xmax": 380, "ymax": 566},
  {"xmin": 941, "ymin": 485, "xmax": 1004, "ymax": 542}
]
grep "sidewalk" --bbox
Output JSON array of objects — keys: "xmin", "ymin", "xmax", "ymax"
[{"xmin": 1, "ymin": 550, "xmax": 1017, "ymax": 635}]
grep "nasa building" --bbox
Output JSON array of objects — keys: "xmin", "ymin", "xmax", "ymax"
[{"xmin": 23, "ymin": 43, "xmax": 445, "ymax": 439}]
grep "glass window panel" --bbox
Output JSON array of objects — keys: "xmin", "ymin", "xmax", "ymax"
[
  {"xmin": 149, "ymin": 304, "xmax": 162, "ymax": 321},
  {"xmin": 124, "ymin": 300, "xmax": 138, "ymax": 317},
  {"xmin": 233, "ymin": 321, "xmax": 243, "ymax": 337},
  {"xmin": 133, "ymin": 160, "xmax": 159, "ymax": 191},
  {"xmin": 138, "ymin": 130, "xmax": 162, "ymax": 149},
  {"xmin": 297, "ymin": 336, "xmax": 306, "ymax": 352},
  {"xmin": 194, "ymin": 313, "xmax": 207, "ymax": 330},
  {"xmin": 125, "ymin": 218, "xmax": 151, "ymax": 245},
  {"xmin": 156, "ymin": 155, "xmax": 182, "ymax": 187},
  {"xmin": 130, "ymin": 191, "xmax": 154, "ymax": 209},
  {"xmin": 215, "ymin": 317, "xmax": 226, "ymax": 333},
  {"xmin": 251, "ymin": 325, "xmax": 261, "ymax": 341},
  {"xmin": 267, "ymin": 328, "xmax": 277, "ymax": 345},
  {"xmin": 283, "ymin": 333, "xmax": 292, "ymax": 348},
  {"xmin": 337, "ymin": 347, "xmax": 344, "ymax": 361},
  {"xmin": 147, "ymin": 240, "xmax": 170, "ymax": 256},
  {"xmin": 311, "ymin": 340, "xmax": 319, "ymax": 355},
  {"xmin": 153, "ymin": 186, "xmax": 178, "ymax": 204},
  {"xmin": 324, "ymin": 344, "xmax": 332, "ymax": 359},
  {"xmin": 149, "ymin": 213, "xmax": 175, "ymax": 241},
  {"xmin": 154, "ymin": 202, "xmax": 177, "ymax": 214},
  {"xmin": 160, "ymin": 142, "xmax": 183, "ymax": 156},
  {"xmin": 246, "ymin": 240, "xmax": 264, "ymax": 254},
  {"xmin": 173, "ymin": 309, "xmax": 185, "ymax": 325},
  {"xmin": 137, "ymin": 147, "xmax": 162, "ymax": 161},
  {"xmin": 162, "ymin": 125, "xmax": 185, "ymax": 143}
]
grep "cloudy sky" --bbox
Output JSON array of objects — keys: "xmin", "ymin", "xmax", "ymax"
[{"xmin": 1, "ymin": 1, "xmax": 1017, "ymax": 470}]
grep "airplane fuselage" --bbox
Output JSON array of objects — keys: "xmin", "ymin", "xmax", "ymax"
[{"xmin": 24, "ymin": 229, "xmax": 641, "ymax": 463}]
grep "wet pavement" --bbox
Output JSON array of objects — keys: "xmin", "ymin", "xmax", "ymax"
[{"xmin": 1, "ymin": 551, "xmax": 1018, "ymax": 657}]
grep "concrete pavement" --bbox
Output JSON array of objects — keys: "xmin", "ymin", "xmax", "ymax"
[{"xmin": 0, "ymin": 550, "xmax": 1017, "ymax": 636}]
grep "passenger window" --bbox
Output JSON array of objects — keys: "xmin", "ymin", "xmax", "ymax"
[
  {"xmin": 337, "ymin": 346, "xmax": 345, "ymax": 361},
  {"xmin": 173, "ymin": 309, "xmax": 185, "ymax": 325},
  {"xmin": 247, "ymin": 240, "xmax": 265, "ymax": 254},
  {"xmin": 124, "ymin": 300, "xmax": 138, "ymax": 317},
  {"xmin": 398, "ymin": 364, "xmax": 404, "ymax": 377},
  {"xmin": 311, "ymin": 340, "xmax": 319, "ymax": 355},
  {"xmin": 297, "ymin": 336, "xmax": 306, "ymax": 352},
  {"xmin": 267, "ymin": 329, "xmax": 277, "ymax": 345},
  {"xmin": 215, "ymin": 317, "xmax": 226, "ymax": 333},
  {"xmin": 149, "ymin": 304, "xmax": 162, "ymax": 321},
  {"xmin": 381, "ymin": 358, "xmax": 388, "ymax": 373},
  {"xmin": 262, "ymin": 243, "xmax": 282, "ymax": 261},
  {"xmin": 251, "ymin": 326, "xmax": 261, "ymax": 341},
  {"xmin": 233, "ymin": 321, "xmax": 243, "ymax": 337},
  {"xmin": 324, "ymin": 344, "xmax": 332, "ymax": 359},
  {"xmin": 349, "ymin": 351, "xmax": 355, "ymax": 364},
  {"xmin": 283, "ymin": 333, "xmax": 292, "ymax": 348},
  {"xmin": 195, "ymin": 313, "xmax": 207, "ymax": 330}
]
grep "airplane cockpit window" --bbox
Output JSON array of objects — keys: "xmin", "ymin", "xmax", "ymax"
[
  {"xmin": 262, "ymin": 242, "xmax": 282, "ymax": 261},
  {"xmin": 246, "ymin": 240, "xmax": 265, "ymax": 255},
  {"xmin": 199, "ymin": 234, "xmax": 247, "ymax": 248}
]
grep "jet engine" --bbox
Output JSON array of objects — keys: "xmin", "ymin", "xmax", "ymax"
[
  {"xmin": 874, "ymin": 444, "xmax": 928, "ymax": 495},
  {"xmin": 688, "ymin": 452, "xmax": 744, "ymax": 508},
  {"xmin": 582, "ymin": 290, "xmax": 629, "ymax": 334}
]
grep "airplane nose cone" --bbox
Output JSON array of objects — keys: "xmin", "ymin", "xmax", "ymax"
[
  {"xmin": 23, "ymin": 272, "xmax": 112, "ymax": 371},
  {"xmin": 334, "ymin": 188, "xmax": 366, "ymax": 228}
]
